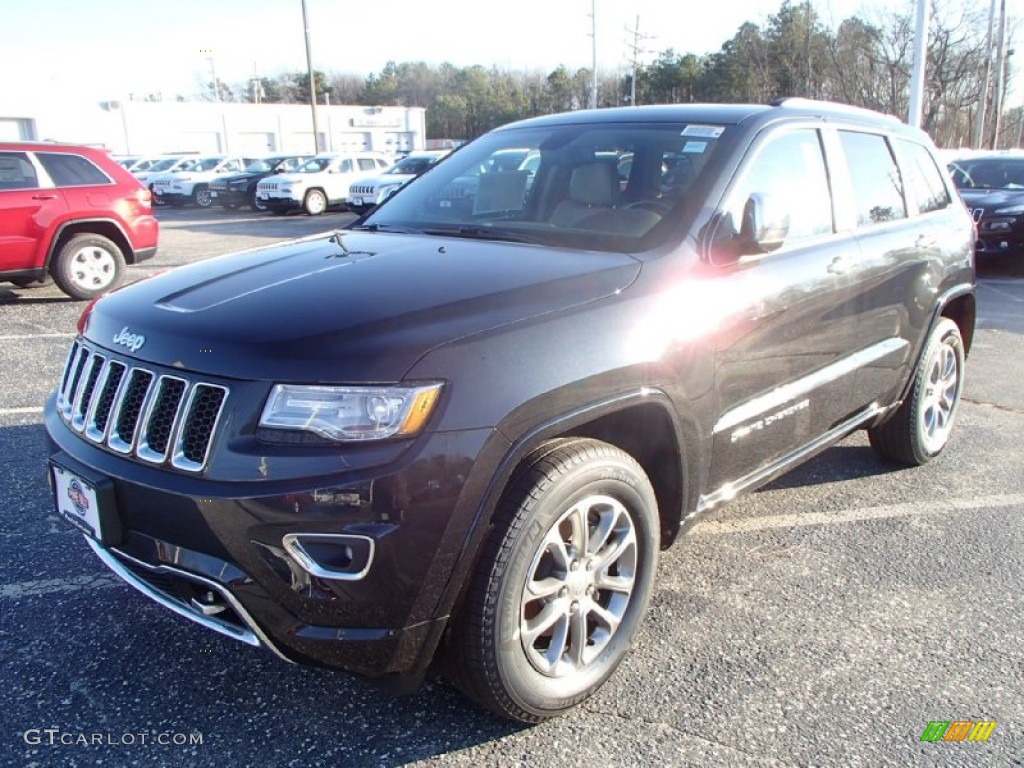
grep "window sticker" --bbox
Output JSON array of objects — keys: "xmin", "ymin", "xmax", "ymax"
[
  {"xmin": 682, "ymin": 125, "xmax": 725, "ymax": 138},
  {"xmin": 682, "ymin": 141, "xmax": 708, "ymax": 154}
]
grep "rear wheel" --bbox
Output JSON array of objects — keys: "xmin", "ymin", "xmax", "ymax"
[
  {"xmin": 869, "ymin": 317, "xmax": 965, "ymax": 465},
  {"xmin": 303, "ymin": 189, "xmax": 327, "ymax": 216},
  {"xmin": 449, "ymin": 438, "xmax": 659, "ymax": 722},
  {"xmin": 50, "ymin": 233, "xmax": 125, "ymax": 300}
]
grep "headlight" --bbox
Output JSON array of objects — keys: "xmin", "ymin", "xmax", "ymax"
[
  {"xmin": 993, "ymin": 204, "xmax": 1024, "ymax": 216},
  {"xmin": 259, "ymin": 383, "xmax": 443, "ymax": 441}
]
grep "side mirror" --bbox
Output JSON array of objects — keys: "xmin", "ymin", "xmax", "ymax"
[{"xmin": 740, "ymin": 193, "xmax": 789, "ymax": 254}]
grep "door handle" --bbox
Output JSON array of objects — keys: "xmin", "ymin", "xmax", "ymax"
[
  {"xmin": 31, "ymin": 193, "xmax": 58, "ymax": 200},
  {"xmin": 826, "ymin": 256, "xmax": 848, "ymax": 274}
]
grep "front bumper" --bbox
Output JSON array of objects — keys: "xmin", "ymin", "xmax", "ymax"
[
  {"xmin": 46, "ymin": 401, "xmax": 500, "ymax": 679},
  {"xmin": 153, "ymin": 190, "xmax": 191, "ymax": 205},
  {"xmin": 260, "ymin": 196, "xmax": 304, "ymax": 212},
  {"xmin": 210, "ymin": 188, "xmax": 250, "ymax": 207}
]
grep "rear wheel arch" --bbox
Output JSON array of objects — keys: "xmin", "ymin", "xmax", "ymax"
[{"xmin": 46, "ymin": 219, "xmax": 135, "ymax": 267}]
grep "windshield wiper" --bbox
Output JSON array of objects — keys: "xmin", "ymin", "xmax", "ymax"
[
  {"xmin": 421, "ymin": 226, "xmax": 531, "ymax": 243},
  {"xmin": 347, "ymin": 223, "xmax": 422, "ymax": 234}
]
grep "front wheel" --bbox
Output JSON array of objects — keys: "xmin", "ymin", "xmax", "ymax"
[
  {"xmin": 192, "ymin": 185, "xmax": 214, "ymax": 208},
  {"xmin": 303, "ymin": 189, "xmax": 327, "ymax": 216},
  {"xmin": 449, "ymin": 438, "xmax": 659, "ymax": 722},
  {"xmin": 869, "ymin": 317, "xmax": 965, "ymax": 465},
  {"xmin": 50, "ymin": 233, "xmax": 126, "ymax": 300}
]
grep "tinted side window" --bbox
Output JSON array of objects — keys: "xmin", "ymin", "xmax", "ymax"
[
  {"xmin": 357, "ymin": 158, "xmax": 376, "ymax": 171},
  {"xmin": 895, "ymin": 140, "xmax": 951, "ymax": 214},
  {"xmin": 37, "ymin": 152, "xmax": 112, "ymax": 187},
  {"xmin": 0, "ymin": 152, "xmax": 40, "ymax": 190},
  {"xmin": 837, "ymin": 131, "xmax": 906, "ymax": 227},
  {"xmin": 339, "ymin": 159, "xmax": 353, "ymax": 173},
  {"xmin": 717, "ymin": 128, "xmax": 834, "ymax": 250}
]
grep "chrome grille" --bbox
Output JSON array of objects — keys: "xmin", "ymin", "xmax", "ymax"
[{"xmin": 57, "ymin": 340, "xmax": 228, "ymax": 472}]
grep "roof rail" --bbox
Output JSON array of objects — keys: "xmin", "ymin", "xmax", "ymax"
[{"xmin": 770, "ymin": 97, "xmax": 902, "ymax": 124}]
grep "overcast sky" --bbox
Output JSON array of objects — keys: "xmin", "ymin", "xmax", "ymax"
[{"xmin": 1, "ymin": 0, "xmax": 1016, "ymax": 105}]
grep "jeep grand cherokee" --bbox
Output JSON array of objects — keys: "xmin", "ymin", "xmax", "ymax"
[{"xmin": 46, "ymin": 99, "xmax": 975, "ymax": 722}]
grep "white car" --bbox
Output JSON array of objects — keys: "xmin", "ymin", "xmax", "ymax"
[
  {"xmin": 133, "ymin": 156, "xmax": 196, "ymax": 202},
  {"xmin": 256, "ymin": 152, "xmax": 392, "ymax": 215},
  {"xmin": 151, "ymin": 155, "xmax": 257, "ymax": 208},
  {"xmin": 347, "ymin": 150, "xmax": 450, "ymax": 214}
]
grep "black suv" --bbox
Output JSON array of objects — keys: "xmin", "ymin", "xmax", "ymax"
[
  {"xmin": 207, "ymin": 155, "xmax": 312, "ymax": 212},
  {"xmin": 46, "ymin": 100, "xmax": 975, "ymax": 723},
  {"xmin": 947, "ymin": 152, "xmax": 1024, "ymax": 259}
]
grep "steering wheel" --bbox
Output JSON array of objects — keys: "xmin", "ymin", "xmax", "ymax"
[{"xmin": 623, "ymin": 200, "xmax": 671, "ymax": 214}]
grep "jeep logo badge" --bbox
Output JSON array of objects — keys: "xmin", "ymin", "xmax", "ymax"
[{"xmin": 113, "ymin": 326, "xmax": 146, "ymax": 353}]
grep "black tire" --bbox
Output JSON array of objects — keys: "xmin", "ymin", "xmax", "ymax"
[
  {"xmin": 303, "ymin": 189, "xmax": 327, "ymax": 216},
  {"xmin": 869, "ymin": 317, "xmax": 965, "ymax": 465},
  {"xmin": 50, "ymin": 233, "xmax": 126, "ymax": 300},
  {"xmin": 449, "ymin": 438, "xmax": 659, "ymax": 722},
  {"xmin": 192, "ymin": 185, "xmax": 213, "ymax": 208},
  {"xmin": 250, "ymin": 191, "xmax": 268, "ymax": 212},
  {"xmin": 270, "ymin": 209, "xmax": 288, "ymax": 216}
]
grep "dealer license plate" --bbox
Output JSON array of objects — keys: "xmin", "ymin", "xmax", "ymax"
[{"xmin": 51, "ymin": 463, "xmax": 104, "ymax": 541}]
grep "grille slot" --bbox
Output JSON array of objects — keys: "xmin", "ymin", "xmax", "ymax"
[{"xmin": 57, "ymin": 340, "xmax": 229, "ymax": 473}]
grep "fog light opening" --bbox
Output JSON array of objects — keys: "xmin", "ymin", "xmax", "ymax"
[{"xmin": 282, "ymin": 533, "xmax": 375, "ymax": 581}]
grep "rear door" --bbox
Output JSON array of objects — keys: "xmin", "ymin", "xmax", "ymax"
[
  {"xmin": 0, "ymin": 151, "xmax": 67, "ymax": 271},
  {"xmin": 826, "ymin": 129, "xmax": 954, "ymax": 409}
]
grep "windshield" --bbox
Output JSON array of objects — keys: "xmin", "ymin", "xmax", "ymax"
[
  {"xmin": 148, "ymin": 157, "xmax": 182, "ymax": 172},
  {"xmin": 358, "ymin": 120, "xmax": 728, "ymax": 252},
  {"xmin": 949, "ymin": 158, "xmax": 1024, "ymax": 190},
  {"xmin": 244, "ymin": 159, "xmax": 275, "ymax": 173},
  {"xmin": 178, "ymin": 157, "xmax": 222, "ymax": 173},
  {"xmin": 387, "ymin": 156, "xmax": 436, "ymax": 175},
  {"xmin": 296, "ymin": 157, "xmax": 333, "ymax": 173}
]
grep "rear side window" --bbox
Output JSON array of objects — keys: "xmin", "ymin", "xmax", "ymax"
[
  {"xmin": 37, "ymin": 152, "xmax": 111, "ymax": 187},
  {"xmin": 895, "ymin": 140, "xmax": 951, "ymax": 214},
  {"xmin": 0, "ymin": 152, "xmax": 40, "ymax": 190},
  {"xmin": 357, "ymin": 158, "xmax": 377, "ymax": 171},
  {"xmin": 837, "ymin": 131, "xmax": 906, "ymax": 227}
]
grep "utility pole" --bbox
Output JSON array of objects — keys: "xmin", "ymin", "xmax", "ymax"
[
  {"xmin": 990, "ymin": 0, "xmax": 1008, "ymax": 149},
  {"xmin": 301, "ymin": 0, "xmax": 321, "ymax": 152},
  {"xmin": 589, "ymin": 0, "xmax": 598, "ymax": 109},
  {"xmin": 974, "ymin": 0, "xmax": 997, "ymax": 147},
  {"xmin": 907, "ymin": 0, "xmax": 929, "ymax": 128},
  {"xmin": 624, "ymin": 15, "xmax": 653, "ymax": 106}
]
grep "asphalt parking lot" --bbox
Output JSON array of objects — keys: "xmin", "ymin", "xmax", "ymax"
[{"xmin": 1, "ymin": 208, "xmax": 1022, "ymax": 767}]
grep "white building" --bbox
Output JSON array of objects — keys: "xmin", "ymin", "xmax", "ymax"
[{"xmin": 0, "ymin": 100, "xmax": 426, "ymax": 156}]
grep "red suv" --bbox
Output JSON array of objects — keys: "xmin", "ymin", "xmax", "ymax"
[{"xmin": 0, "ymin": 142, "xmax": 159, "ymax": 300}]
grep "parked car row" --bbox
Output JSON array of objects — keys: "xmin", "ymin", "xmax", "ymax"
[{"xmin": 126, "ymin": 149, "xmax": 451, "ymax": 217}]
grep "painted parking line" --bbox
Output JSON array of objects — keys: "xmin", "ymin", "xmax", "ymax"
[
  {"xmin": 0, "ymin": 406, "xmax": 45, "ymax": 416},
  {"xmin": 693, "ymin": 493, "xmax": 1024, "ymax": 536},
  {"xmin": 0, "ymin": 573, "xmax": 123, "ymax": 600},
  {"xmin": 0, "ymin": 333, "xmax": 76, "ymax": 341}
]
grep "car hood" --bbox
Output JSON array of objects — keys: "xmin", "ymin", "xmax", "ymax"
[
  {"xmin": 354, "ymin": 173, "xmax": 415, "ymax": 189},
  {"xmin": 957, "ymin": 188, "xmax": 1024, "ymax": 211},
  {"xmin": 214, "ymin": 172, "xmax": 262, "ymax": 184},
  {"xmin": 82, "ymin": 231, "xmax": 640, "ymax": 382}
]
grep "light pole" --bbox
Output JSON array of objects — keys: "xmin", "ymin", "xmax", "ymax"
[{"xmin": 301, "ymin": 0, "xmax": 321, "ymax": 153}]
